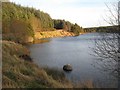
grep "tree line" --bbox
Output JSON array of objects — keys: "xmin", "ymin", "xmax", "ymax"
[
  {"xmin": 84, "ymin": 25, "xmax": 118, "ymax": 33},
  {"xmin": 2, "ymin": 2, "xmax": 84, "ymax": 43},
  {"xmin": 53, "ymin": 19, "xmax": 84, "ymax": 35}
]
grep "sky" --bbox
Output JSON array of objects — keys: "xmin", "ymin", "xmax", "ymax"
[{"xmin": 9, "ymin": 0, "xmax": 117, "ymax": 28}]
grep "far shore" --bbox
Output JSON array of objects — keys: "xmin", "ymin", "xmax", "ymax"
[
  {"xmin": 34, "ymin": 29, "xmax": 86, "ymax": 39},
  {"xmin": 32, "ymin": 29, "xmax": 86, "ymax": 44}
]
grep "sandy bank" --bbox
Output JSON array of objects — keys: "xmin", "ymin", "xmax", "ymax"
[{"xmin": 34, "ymin": 30, "xmax": 75, "ymax": 39}]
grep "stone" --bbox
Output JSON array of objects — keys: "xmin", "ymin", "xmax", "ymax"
[{"xmin": 63, "ymin": 64, "xmax": 72, "ymax": 71}]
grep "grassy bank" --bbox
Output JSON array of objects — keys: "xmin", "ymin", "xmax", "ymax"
[
  {"xmin": 2, "ymin": 41, "xmax": 73, "ymax": 88},
  {"xmin": 2, "ymin": 40, "xmax": 95, "ymax": 88}
]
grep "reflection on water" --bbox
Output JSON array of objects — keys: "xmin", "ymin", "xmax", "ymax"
[
  {"xmin": 29, "ymin": 33, "xmax": 118, "ymax": 88},
  {"xmin": 93, "ymin": 33, "xmax": 119, "ymax": 78}
]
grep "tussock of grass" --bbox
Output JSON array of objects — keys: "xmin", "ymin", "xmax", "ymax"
[{"xmin": 2, "ymin": 40, "xmax": 73, "ymax": 88}]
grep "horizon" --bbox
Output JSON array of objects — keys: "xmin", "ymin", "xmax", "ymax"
[{"xmin": 9, "ymin": 0, "xmax": 116, "ymax": 28}]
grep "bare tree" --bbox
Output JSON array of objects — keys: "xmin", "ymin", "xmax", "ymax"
[{"xmin": 93, "ymin": 1, "xmax": 120, "ymax": 79}]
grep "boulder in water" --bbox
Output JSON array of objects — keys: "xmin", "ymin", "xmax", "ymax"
[{"xmin": 63, "ymin": 64, "xmax": 72, "ymax": 71}]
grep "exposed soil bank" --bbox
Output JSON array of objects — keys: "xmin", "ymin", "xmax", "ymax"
[{"xmin": 34, "ymin": 30, "xmax": 75, "ymax": 39}]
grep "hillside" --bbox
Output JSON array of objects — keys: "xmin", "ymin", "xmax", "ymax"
[
  {"xmin": 2, "ymin": 40, "xmax": 73, "ymax": 88},
  {"xmin": 2, "ymin": 2, "xmax": 78, "ymax": 88},
  {"xmin": 2, "ymin": 2, "xmax": 84, "ymax": 44},
  {"xmin": 2, "ymin": 40, "xmax": 95, "ymax": 88},
  {"xmin": 1, "ymin": 2, "xmax": 96, "ymax": 88}
]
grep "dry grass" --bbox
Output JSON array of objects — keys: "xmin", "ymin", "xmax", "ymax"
[
  {"xmin": 2, "ymin": 40, "xmax": 73, "ymax": 88},
  {"xmin": 74, "ymin": 80, "xmax": 95, "ymax": 88},
  {"xmin": 2, "ymin": 40, "xmax": 96, "ymax": 88}
]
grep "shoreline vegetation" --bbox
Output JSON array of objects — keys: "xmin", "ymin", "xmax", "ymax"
[
  {"xmin": 2, "ymin": 2, "xmax": 94, "ymax": 88},
  {"xmin": 2, "ymin": 2, "xmax": 85, "ymax": 44},
  {"xmin": 2, "ymin": 40, "xmax": 95, "ymax": 88},
  {"xmin": 2, "ymin": 41, "xmax": 73, "ymax": 88},
  {"xmin": 2, "ymin": 1, "xmax": 117, "ymax": 88}
]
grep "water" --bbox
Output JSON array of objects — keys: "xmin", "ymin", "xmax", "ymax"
[{"xmin": 29, "ymin": 33, "xmax": 118, "ymax": 88}]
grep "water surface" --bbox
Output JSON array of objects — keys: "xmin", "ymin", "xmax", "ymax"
[{"xmin": 29, "ymin": 33, "xmax": 118, "ymax": 88}]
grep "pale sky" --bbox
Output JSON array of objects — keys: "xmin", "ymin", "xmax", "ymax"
[{"xmin": 9, "ymin": 0, "xmax": 116, "ymax": 28}]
